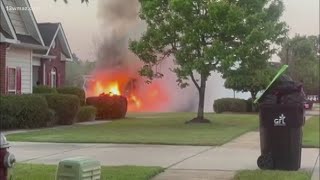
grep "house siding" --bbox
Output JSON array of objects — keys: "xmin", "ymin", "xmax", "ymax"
[
  {"xmin": 0, "ymin": 43, "xmax": 6, "ymax": 94},
  {"xmin": 6, "ymin": 47, "xmax": 32, "ymax": 93}
]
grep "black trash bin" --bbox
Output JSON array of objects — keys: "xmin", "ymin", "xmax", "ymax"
[
  {"xmin": 256, "ymin": 67, "xmax": 306, "ymax": 171},
  {"xmin": 257, "ymin": 104, "xmax": 305, "ymax": 170}
]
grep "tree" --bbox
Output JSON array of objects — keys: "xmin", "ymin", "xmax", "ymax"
[
  {"xmin": 224, "ymin": 63, "xmax": 276, "ymax": 101},
  {"xmin": 278, "ymin": 35, "xmax": 320, "ymax": 95},
  {"xmin": 130, "ymin": 0, "xmax": 287, "ymax": 123}
]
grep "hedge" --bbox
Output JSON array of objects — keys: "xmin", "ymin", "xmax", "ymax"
[
  {"xmin": 213, "ymin": 98, "xmax": 248, "ymax": 113},
  {"xmin": 33, "ymin": 86, "xmax": 57, "ymax": 94},
  {"xmin": 0, "ymin": 95, "xmax": 50, "ymax": 129},
  {"xmin": 86, "ymin": 94, "xmax": 127, "ymax": 119},
  {"xmin": 57, "ymin": 87, "xmax": 86, "ymax": 106},
  {"xmin": 42, "ymin": 94, "xmax": 80, "ymax": 125},
  {"xmin": 76, "ymin": 106, "xmax": 97, "ymax": 122}
]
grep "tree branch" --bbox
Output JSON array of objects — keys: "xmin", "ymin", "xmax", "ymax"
[{"xmin": 190, "ymin": 72, "xmax": 200, "ymax": 91}]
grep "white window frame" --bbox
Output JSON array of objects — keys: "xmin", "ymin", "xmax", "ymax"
[
  {"xmin": 7, "ymin": 67, "xmax": 17, "ymax": 93},
  {"xmin": 51, "ymin": 68, "xmax": 57, "ymax": 88}
]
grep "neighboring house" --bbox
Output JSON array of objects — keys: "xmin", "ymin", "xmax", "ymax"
[
  {"xmin": 37, "ymin": 23, "xmax": 72, "ymax": 88},
  {"xmin": 0, "ymin": 0, "xmax": 72, "ymax": 95}
]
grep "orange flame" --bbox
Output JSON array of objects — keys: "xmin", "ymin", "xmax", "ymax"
[
  {"xmin": 85, "ymin": 67, "xmax": 170, "ymax": 112},
  {"xmin": 95, "ymin": 82, "xmax": 120, "ymax": 96}
]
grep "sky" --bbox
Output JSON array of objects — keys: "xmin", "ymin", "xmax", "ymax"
[{"xmin": 29, "ymin": 0, "xmax": 320, "ymax": 61}]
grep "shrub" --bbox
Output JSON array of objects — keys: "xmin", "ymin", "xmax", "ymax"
[
  {"xmin": 42, "ymin": 94, "xmax": 80, "ymax": 125},
  {"xmin": 76, "ymin": 106, "xmax": 97, "ymax": 122},
  {"xmin": 57, "ymin": 87, "xmax": 86, "ymax": 106},
  {"xmin": 213, "ymin": 98, "xmax": 247, "ymax": 113},
  {"xmin": 86, "ymin": 94, "xmax": 127, "ymax": 119},
  {"xmin": 46, "ymin": 109, "xmax": 58, "ymax": 127},
  {"xmin": 33, "ymin": 86, "xmax": 57, "ymax": 94},
  {"xmin": 0, "ymin": 95, "xmax": 50, "ymax": 129}
]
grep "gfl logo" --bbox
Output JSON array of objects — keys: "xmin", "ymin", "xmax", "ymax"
[{"xmin": 274, "ymin": 114, "xmax": 286, "ymax": 126}]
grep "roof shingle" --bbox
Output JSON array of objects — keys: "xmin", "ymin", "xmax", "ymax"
[
  {"xmin": 38, "ymin": 23, "xmax": 59, "ymax": 46},
  {"xmin": 16, "ymin": 34, "xmax": 41, "ymax": 45}
]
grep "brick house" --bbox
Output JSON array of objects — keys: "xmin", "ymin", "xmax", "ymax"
[{"xmin": 0, "ymin": 0, "xmax": 72, "ymax": 95}]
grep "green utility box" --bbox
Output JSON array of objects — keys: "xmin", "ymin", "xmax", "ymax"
[{"xmin": 56, "ymin": 157, "xmax": 101, "ymax": 180}]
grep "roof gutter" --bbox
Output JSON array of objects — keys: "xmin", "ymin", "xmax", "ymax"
[
  {"xmin": 33, "ymin": 54, "xmax": 56, "ymax": 59},
  {"xmin": 1, "ymin": 36, "xmax": 48, "ymax": 50},
  {"xmin": 0, "ymin": 34, "xmax": 19, "ymax": 44},
  {"xmin": 11, "ymin": 42, "xmax": 49, "ymax": 50},
  {"xmin": 61, "ymin": 57, "xmax": 73, "ymax": 62}
]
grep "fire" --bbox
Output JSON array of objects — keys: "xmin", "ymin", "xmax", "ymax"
[
  {"xmin": 95, "ymin": 82, "xmax": 120, "ymax": 96},
  {"xmin": 93, "ymin": 81, "xmax": 143, "ymax": 111},
  {"xmin": 85, "ymin": 67, "xmax": 170, "ymax": 112},
  {"xmin": 106, "ymin": 82, "xmax": 120, "ymax": 96},
  {"xmin": 129, "ymin": 95, "xmax": 141, "ymax": 108}
]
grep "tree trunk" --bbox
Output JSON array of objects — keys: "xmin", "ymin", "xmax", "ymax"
[
  {"xmin": 250, "ymin": 91, "xmax": 257, "ymax": 101},
  {"xmin": 197, "ymin": 75, "xmax": 206, "ymax": 119},
  {"xmin": 187, "ymin": 73, "xmax": 210, "ymax": 124},
  {"xmin": 250, "ymin": 91, "xmax": 258, "ymax": 112}
]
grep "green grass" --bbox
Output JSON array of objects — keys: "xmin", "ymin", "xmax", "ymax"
[
  {"xmin": 6, "ymin": 113, "xmax": 258, "ymax": 146},
  {"xmin": 303, "ymin": 116, "xmax": 320, "ymax": 148},
  {"xmin": 9, "ymin": 163, "xmax": 163, "ymax": 180},
  {"xmin": 234, "ymin": 170, "xmax": 311, "ymax": 180}
]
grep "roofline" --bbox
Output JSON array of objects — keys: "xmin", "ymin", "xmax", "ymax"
[
  {"xmin": 23, "ymin": 0, "xmax": 45, "ymax": 46},
  {"xmin": 38, "ymin": 22, "xmax": 60, "ymax": 25},
  {"xmin": 58, "ymin": 24, "xmax": 73, "ymax": 61},
  {"xmin": 45, "ymin": 23, "xmax": 73, "ymax": 61},
  {"xmin": 0, "ymin": 0, "xmax": 17, "ymax": 40},
  {"xmin": 45, "ymin": 25, "xmax": 59, "ymax": 55}
]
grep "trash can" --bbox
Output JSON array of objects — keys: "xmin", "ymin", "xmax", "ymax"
[{"xmin": 255, "ymin": 65, "xmax": 306, "ymax": 171}]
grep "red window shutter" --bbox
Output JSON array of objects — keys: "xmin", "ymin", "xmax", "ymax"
[
  {"xmin": 16, "ymin": 67, "xmax": 22, "ymax": 94},
  {"xmin": 5, "ymin": 66, "xmax": 8, "ymax": 94}
]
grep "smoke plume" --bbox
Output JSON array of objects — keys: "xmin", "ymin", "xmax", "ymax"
[{"xmin": 95, "ymin": 0, "xmax": 198, "ymax": 112}]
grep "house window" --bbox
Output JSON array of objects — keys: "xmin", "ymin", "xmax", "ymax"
[
  {"xmin": 51, "ymin": 68, "xmax": 57, "ymax": 88},
  {"xmin": 8, "ymin": 67, "xmax": 16, "ymax": 93}
]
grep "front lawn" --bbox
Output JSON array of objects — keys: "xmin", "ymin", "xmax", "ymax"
[
  {"xmin": 234, "ymin": 170, "xmax": 311, "ymax": 180},
  {"xmin": 9, "ymin": 163, "xmax": 163, "ymax": 180},
  {"xmin": 303, "ymin": 116, "xmax": 319, "ymax": 148},
  {"xmin": 6, "ymin": 113, "xmax": 258, "ymax": 146}
]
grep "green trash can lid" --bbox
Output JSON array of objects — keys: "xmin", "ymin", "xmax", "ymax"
[{"xmin": 254, "ymin": 65, "xmax": 289, "ymax": 104}]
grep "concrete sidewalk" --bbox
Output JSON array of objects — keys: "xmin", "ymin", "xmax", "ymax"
[{"xmin": 9, "ymin": 139, "xmax": 319, "ymax": 180}]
